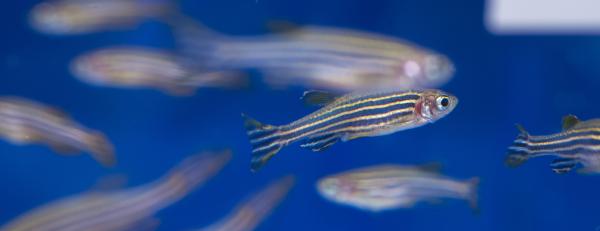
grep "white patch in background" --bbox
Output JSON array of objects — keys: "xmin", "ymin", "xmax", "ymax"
[{"xmin": 486, "ymin": 0, "xmax": 600, "ymax": 34}]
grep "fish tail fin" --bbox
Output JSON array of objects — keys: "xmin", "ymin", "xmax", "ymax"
[
  {"xmin": 242, "ymin": 114, "xmax": 285, "ymax": 172},
  {"xmin": 505, "ymin": 124, "xmax": 531, "ymax": 168},
  {"xmin": 86, "ymin": 132, "xmax": 116, "ymax": 167},
  {"xmin": 467, "ymin": 177, "xmax": 480, "ymax": 214},
  {"xmin": 167, "ymin": 150, "xmax": 231, "ymax": 191}
]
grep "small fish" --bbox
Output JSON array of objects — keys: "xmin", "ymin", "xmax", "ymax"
[
  {"xmin": 0, "ymin": 97, "xmax": 115, "ymax": 166},
  {"xmin": 0, "ymin": 150, "xmax": 231, "ymax": 231},
  {"xmin": 506, "ymin": 115, "xmax": 600, "ymax": 174},
  {"xmin": 71, "ymin": 46, "xmax": 246, "ymax": 95},
  {"xmin": 196, "ymin": 176, "xmax": 295, "ymax": 231},
  {"xmin": 243, "ymin": 89, "xmax": 458, "ymax": 171},
  {"xmin": 176, "ymin": 22, "xmax": 455, "ymax": 91},
  {"xmin": 29, "ymin": 0, "xmax": 177, "ymax": 35},
  {"xmin": 317, "ymin": 164, "xmax": 479, "ymax": 212}
]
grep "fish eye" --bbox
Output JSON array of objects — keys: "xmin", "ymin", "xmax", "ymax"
[{"xmin": 436, "ymin": 96, "xmax": 450, "ymax": 110}]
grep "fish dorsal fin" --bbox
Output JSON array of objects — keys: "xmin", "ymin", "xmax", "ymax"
[
  {"xmin": 562, "ymin": 115, "xmax": 581, "ymax": 131},
  {"xmin": 301, "ymin": 90, "xmax": 338, "ymax": 107},
  {"xmin": 417, "ymin": 162, "xmax": 443, "ymax": 173},
  {"xmin": 266, "ymin": 20, "xmax": 303, "ymax": 34},
  {"xmin": 90, "ymin": 174, "xmax": 128, "ymax": 192}
]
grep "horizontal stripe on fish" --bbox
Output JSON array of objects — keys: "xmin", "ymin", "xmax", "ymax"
[{"xmin": 252, "ymin": 109, "xmax": 414, "ymax": 153}]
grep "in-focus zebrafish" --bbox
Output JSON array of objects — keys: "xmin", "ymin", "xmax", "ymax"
[
  {"xmin": 243, "ymin": 89, "xmax": 458, "ymax": 171},
  {"xmin": 0, "ymin": 97, "xmax": 114, "ymax": 166},
  {"xmin": 0, "ymin": 150, "xmax": 231, "ymax": 231},
  {"xmin": 196, "ymin": 176, "xmax": 295, "ymax": 231},
  {"xmin": 176, "ymin": 22, "xmax": 455, "ymax": 92},
  {"xmin": 506, "ymin": 115, "xmax": 600, "ymax": 174},
  {"xmin": 29, "ymin": 0, "xmax": 177, "ymax": 35},
  {"xmin": 71, "ymin": 46, "xmax": 246, "ymax": 95},
  {"xmin": 317, "ymin": 163, "xmax": 479, "ymax": 212}
]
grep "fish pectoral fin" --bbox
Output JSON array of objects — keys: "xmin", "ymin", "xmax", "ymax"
[
  {"xmin": 562, "ymin": 114, "xmax": 581, "ymax": 131},
  {"xmin": 300, "ymin": 134, "xmax": 341, "ymax": 152},
  {"xmin": 550, "ymin": 158, "xmax": 579, "ymax": 174},
  {"xmin": 301, "ymin": 90, "xmax": 338, "ymax": 107}
]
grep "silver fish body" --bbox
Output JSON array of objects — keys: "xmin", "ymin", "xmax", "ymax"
[
  {"xmin": 317, "ymin": 164, "xmax": 479, "ymax": 212},
  {"xmin": 0, "ymin": 97, "xmax": 114, "ymax": 166},
  {"xmin": 177, "ymin": 24, "xmax": 454, "ymax": 91},
  {"xmin": 71, "ymin": 46, "xmax": 244, "ymax": 95},
  {"xmin": 29, "ymin": 0, "xmax": 173, "ymax": 35},
  {"xmin": 243, "ymin": 89, "xmax": 458, "ymax": 171},
  {"xmin": 507, "ymin": 115, "xmax": 600, "ymax": 174},
  {"xmin": 197, "ymin": 176, "xmax": 294, "ymax": 231},
  {"xmin": 0, "ymin": 150, "xmax": 231, "ymax": 231}
]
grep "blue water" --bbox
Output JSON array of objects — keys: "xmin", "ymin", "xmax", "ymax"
[{"xmin": 1, "ymin": 0, "xmax": 600, "ymax": 230}]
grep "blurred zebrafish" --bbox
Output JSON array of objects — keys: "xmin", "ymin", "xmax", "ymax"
[
  {"xmin": 0, "ymin": 97, "xmax": 114, "ymax": 166},
  {"xmin": 176, "ymin": 21, "xmax": 455, "ymax": 91},
  {"xmin": 70, "ymin": 46, "xmax": 246, "ymax": 95},
  {"xmin": 0, "ymin": 150, "xmax": 231, "ymax": 231},
  {"xmin": 506, "ymin": 115, "xmax": 600, "ymax": 174},
  {"xmin": 317, "ymin": 164, "xmax": 479, "ymax": 212},
  {"xmin": 197, "ymin": 176, "xmax": 294, "ymax": 231},
  {"xmin": 29, "ymin": 0, "xmax": 177, "ymax": 35},
  {"xmin": 242, "ymin": 89, "xmax": 458, "ymax": 171}
]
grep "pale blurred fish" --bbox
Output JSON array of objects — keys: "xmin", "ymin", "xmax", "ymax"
[
  {"xmin": 506, "ymin": 115, "xmax": 600, "ymax": 174},
  {"xmin": 71, "ymin": 46, "xmax": 246, "ymax": 95},
  {"xmin": 0, "ymin": 150, "xmax": 232, "ymax": 231},
  {"xmin": 197, "ymin": 176, "xmax": 295, "ymax": 231},
  {"xmin": 176, "ymin": 21, "xmax": 455, "ymax": 91},
  {"xmin": 29, "ymin": 0, "xmax": 177, "ymax": 35},
  {"xmin": 0, "ymin": 97, "xmax": 114, "ymax": 166},
  {"xmin": 243, "ymin": 89, "xmax": 458, "ymax": 171},
  {"xmin": 317, "ymin": 164, "xmax": 479, "ymax": 212}
]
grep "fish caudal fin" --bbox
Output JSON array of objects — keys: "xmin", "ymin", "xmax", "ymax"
[
  {"xmin": 505, "ymin": 124, "xmax": 530, "ymax": 168},
  {"xmin": 467, "ymin": 177, "xmax": 480, "ymax": 214},
  {"xmin": 86, "ymin": 132, "xmax": 116, "ymax": 167},
  {"xmin": 242, "ymin": 114, "xmax": 284, "ymax": 172},
  {"xmin": 550, "ymin": 158, "xmax": 578, "ymax": 174}
]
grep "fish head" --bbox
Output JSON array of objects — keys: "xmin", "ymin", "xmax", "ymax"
[
  {"xmin": 70, "ymin": 51, "xmax": 113, "ymax": 85},
  {"xmin": 421, "ymin": 54, "xmax": 455, "ymax": 87},
  {"xmin": 416, "ymin": 90, "xmax": 458, "ymax": 123},
  {"xmin": 317, "ymin": 177, "xmax": 342, "ymax": 198}
]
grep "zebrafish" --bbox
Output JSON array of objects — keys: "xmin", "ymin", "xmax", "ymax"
[
  {"xmin": 317, "ymin": 164, "xmax": 479, "ymax": 212},
  {"xmin": 176, "ymin": 22, "xmax": 455, "ymax": 91},
  {"xmin": 0, "ymin": 150, "xmax": 231, "ymax": 231},
  {"xmin": 506, "ymin": 115, "xmax": 600, "ymax": 174},
  {"xmin": 29, "ymin": 0, "xmax": 177, "ymax": 35},
  {"xmin": 196, "ymin": 176, "xmax": 294, "ymax": 231},
  {"xmin": 71, "ymin": 46, "xmax": 246, "ymax": 95},
  {"xmin": 243, "ymin": 89, "xmax": 458, "ymax": 171},
  {"xmin": 0, "ymin": 97, "xmax": 114, "ymax": 166}
]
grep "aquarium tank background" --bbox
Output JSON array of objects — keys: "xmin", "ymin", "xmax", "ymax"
[{"xmin": 0, "ymin": 0, "xmax": 599, "ymax": 230}]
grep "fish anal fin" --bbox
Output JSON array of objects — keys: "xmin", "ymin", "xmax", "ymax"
[
  {"xmin": 341, "ymin": 132, "xmax": 369, "ymax": 142},
  {"xmin": 50, "ymin": 143, "xmax": 80, "ymax": 155},
  {"xmin": 550, "ymin": 158, "xmax": 578, "ymax": 174},
  {"xmin": 301, "ymin": 90, "xmax": 338, "ymax": 107},
  {"xmin": 300, "ymin": 134, "xmax": 340, "ymax": 152},
  {"xmin": 562, "ymin": 115, "xmax": 581, "ymax": 131}
]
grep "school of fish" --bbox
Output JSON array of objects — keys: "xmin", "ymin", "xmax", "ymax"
[{"xmin": 0, "ymin": 0, "xmax": 595, "ymax": 230}]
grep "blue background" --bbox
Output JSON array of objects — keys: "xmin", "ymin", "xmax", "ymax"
[{"xmin": 1, "ymin": 0, "xmax": 600, "ymax": 230}]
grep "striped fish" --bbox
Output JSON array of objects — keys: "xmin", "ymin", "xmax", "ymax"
[
  {"xmin": 0, "ymin": 150, "xmax": 231, "ymax": 231},
  {"xmin": 316, "ymin": 164, "xmax": 479, "ymax": 212},
  {"xmin": 243, "ymin": 89, "xmax": 458, "ymax": 171},
  {"xmin": 29, "ymin": 0, "xmax": 178, "ymax": 35},
  {"xmin": 197, "ymin": 176, "xmax": 294, "ymax": 231},
  {"xmin": 175, "ymin": 22, "xmax": 454, "ymax": 91},
  {"xmin": 71, "ymin": 46, "xmax": 245, "ymax": 95},
  {"xmin": 506, "ymin": 115, "xmax": 600, "ymax": 174},
  {"xmin": 0, "ymin": 97, "xmax": 115, "ymax": 166}
]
